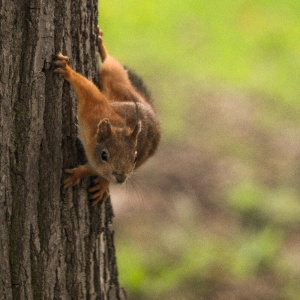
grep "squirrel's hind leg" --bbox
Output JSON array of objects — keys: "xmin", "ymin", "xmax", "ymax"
[{"xmin": 98, "ymin": 28, "xmax": 109, "ymax": 62}]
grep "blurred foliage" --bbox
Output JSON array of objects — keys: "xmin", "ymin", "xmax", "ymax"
[{"xmin": 99, "ymin": 0, "xmax": 300, "ymax": 299}]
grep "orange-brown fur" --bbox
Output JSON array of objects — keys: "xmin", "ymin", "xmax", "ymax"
[{"xmin": 54, "ymin": 30, "xmax": 161, "ymax": 205}]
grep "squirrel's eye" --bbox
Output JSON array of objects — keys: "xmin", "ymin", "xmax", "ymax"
[
  {"xmin": 101, "ymin": 150, "xmax": 109, "ymax": 162},
  {"xmin": 134, "ymin": 151, "xmax": 138, "ymax": 163}
]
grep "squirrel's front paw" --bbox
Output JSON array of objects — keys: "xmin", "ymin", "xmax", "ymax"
[
  {"xmin": 63, "ymin": 167, "xmax": 83, "ymax": 189},
  {"xmin": 54, "ymin": 52, "xmax": 70, "ymax": 76},
  {"xmin": 89, "ymin": 177, "xmax": 110, "ymax": 206}
]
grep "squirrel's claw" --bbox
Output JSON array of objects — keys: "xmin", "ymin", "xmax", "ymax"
[
  {"xmin": 98, "ymin": 27, "xmax": 104, "ymax": 39},
  {"xmin": 63, "ymin": 166, "xmax": 109, "ymax": 206},
  {"xmin": 54, "ymin": 53, "xmax": 70, "ymax": 76},
  {"xmin": 97, "ymin": 28, "xmax": 108, "ymax": 62},
  {"xmin": 90, "ymin": 191, "xmax": 109, "ymax": 206},
  {"xmin": 56, "ymin": 52, "xmax": 69, "ymax": 63},
  {"xmin": 89, "ymin": 177, "xmax": 110, "ymax": 206},
  {"xmin": 63, "ymin": 178, "xmax": 80, "ymax": 189},
  {"xmin": 63, "ymin": 168, "xmax": 82, "ymax": 189}
]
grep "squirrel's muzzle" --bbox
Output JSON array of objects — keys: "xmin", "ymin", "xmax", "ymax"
[{"xmin": 112, "ymin": 172, "xmax": 126, "ymax": 184}]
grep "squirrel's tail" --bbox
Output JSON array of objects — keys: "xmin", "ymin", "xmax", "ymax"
[{"xmin": 126, "ymin": 67, "xmax": 153, "ymax": 106}]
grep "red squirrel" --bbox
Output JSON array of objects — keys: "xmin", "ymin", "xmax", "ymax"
[{"xmin": 54, "ymin": 29, "xmax": 161, "ymax": 205}]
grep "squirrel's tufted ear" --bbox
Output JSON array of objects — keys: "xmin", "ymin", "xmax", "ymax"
[
  {"xmin": 131, "ymin": 121, "xmax": 142, "ymax": 139},
  {"xmin": 97, "ymin": 118, "xmax": 112, "ymax": 143}
]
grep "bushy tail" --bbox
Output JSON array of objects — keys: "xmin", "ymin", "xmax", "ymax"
[{"xmin": 126, "ymin": 67, "xmax": 153, "ymax": 106}]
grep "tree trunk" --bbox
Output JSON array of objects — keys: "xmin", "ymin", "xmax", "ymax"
[{"xmin": 0, "ymin": 0, "xmax": 126, "ymax": 299}]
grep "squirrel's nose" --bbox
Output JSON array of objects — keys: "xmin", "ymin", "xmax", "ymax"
[{"xmin": 112, "ymin": 172, "xmax": 126, "ymax": 183}]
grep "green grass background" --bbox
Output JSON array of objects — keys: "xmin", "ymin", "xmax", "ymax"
[{"xmin": 99, "ymin": 1, "xmax": 300, "ymax": 299}]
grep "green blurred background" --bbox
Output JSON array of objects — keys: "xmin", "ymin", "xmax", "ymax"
[{"xmin": 99, "ymin": 1, "xmax": 300, "ymax": 299}]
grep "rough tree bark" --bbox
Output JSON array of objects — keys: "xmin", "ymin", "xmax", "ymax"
[{"xmin": 0, "ymin": 0, "xmax": 126, "ymax": 299}]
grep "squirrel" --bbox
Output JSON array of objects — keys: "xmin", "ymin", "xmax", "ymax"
[{"xmin": 54, "ymin": 29, "xmax": 161, "ymax": 206}]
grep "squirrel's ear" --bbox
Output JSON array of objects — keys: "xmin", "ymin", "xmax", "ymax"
[
  {"xmin": 131, "ymin": 121, "xmax": 142, "ymax": 139},
  {"xmin": 97, "ymin": 118, "xmax": 112, "ymax": 142}
]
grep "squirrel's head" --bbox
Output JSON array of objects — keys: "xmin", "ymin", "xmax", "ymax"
[{"xmin": 92, "ymin": 118, "xmax": 141, "ymax": 183}]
